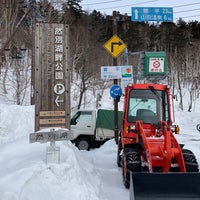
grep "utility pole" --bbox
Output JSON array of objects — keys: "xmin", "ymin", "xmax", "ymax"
[{"xmin": 112, "ymin": 11, "xmax": 119, "ymax": 144}]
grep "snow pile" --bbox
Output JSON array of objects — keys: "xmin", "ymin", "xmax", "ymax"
[
  {"xmin": 0, "ymin": 104, "xmax": 101, "ymax": 200},
  {"xmin": 0, "ymin": 104, "xmax": 34, "ymax": 143},
  {"xmin": 0, "ymin": 103, "xmax": 128, "ymax": 200},
  {"xmin": 0, "ymin": 135, "xmax": 101, "ymax": 200},
  {"xmin": 174, "ymin": 105, "xmax": 200, "ymax": 165}
]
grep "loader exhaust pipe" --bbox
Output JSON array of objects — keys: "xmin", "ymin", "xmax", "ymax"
[{"xmin": 130, "ymin": 172, "xmax": 200, "ymax": 200}]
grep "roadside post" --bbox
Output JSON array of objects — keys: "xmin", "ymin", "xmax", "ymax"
[
  {"xmin": 103, "ymin": 33, "xmax": 127, "ymax": 144},
  {"xmin": 46, "ymin": 128, "xmax": 60, "ymax": 164},
  {"xmin": 29, "ymin": 128, "xmax": 70, "ymax": 164}
]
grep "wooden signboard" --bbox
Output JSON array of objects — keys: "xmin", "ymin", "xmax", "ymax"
[
  {"xmin": 40, "ymin": 111, "xmax": 66, "ymax": 117},
  {"xmin": 39, "ymin": 118, "xmax": 66, "ymax": 125},
  {"xmin": 34, "ymin": 23, "xmax": 70, "ymax": 131},
  {"xmin": 39, "ymin": 111, "xmax": 66, "ymax": 130}
]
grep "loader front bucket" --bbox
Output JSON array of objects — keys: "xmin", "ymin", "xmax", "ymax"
[{"xmin": 130, "ymin": 172, "xmax": 200, "ymax": 200}]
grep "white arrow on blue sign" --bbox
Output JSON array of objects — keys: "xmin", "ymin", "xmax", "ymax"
[
  {"xmin": 110, "ymin": 85, "xmax": 122, "ymax": 99},
  {"xmin": 132, "ymin": 7, "xmax": 173, "ymax": 22}
]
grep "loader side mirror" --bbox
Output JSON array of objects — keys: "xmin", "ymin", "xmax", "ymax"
[{"xmin": 173, "ymin": 94, "xmax": 178, "ymax": 101}]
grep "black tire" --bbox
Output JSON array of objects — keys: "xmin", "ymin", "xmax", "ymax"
[
  {"xmin": 196, "ymin": 124, "xmax": 200, "ymax": 132},
  {"xmin": 182, "ymin": 149, "xmax": 199, "ymax": 172},
  {"xmin": 117, "ymin": 138, "xmax": 122, "ymax": 167},
  {"xmin": 122, "ymin": 148, "xmax": 142, "ymax": 189},
  {"xmin": 122, "ymin": 152, "xmax": 130, "ymax": 189},
  {"xmin": 75, "ymin": 137, "xmax": 91, "ymax": 151}
]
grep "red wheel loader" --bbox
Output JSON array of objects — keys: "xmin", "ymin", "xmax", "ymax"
[{"xmin": 117, "ymin": 83, "xmax": 200, "ymax": 199}]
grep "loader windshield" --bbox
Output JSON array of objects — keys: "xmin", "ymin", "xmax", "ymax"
[{"xmin": 128, "ymin": 89, "xmax": 170, "ymax": 124}]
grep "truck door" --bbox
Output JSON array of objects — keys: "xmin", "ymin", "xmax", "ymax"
[{"xmin": 70, "ymin": 111, "xmax": 94, "ymax": 137}]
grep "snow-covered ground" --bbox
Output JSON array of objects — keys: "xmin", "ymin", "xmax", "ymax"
[
  {"xmin": 0, "ymin": 104, "xmax": 129, "ymax": 200},
  {"xmin": 0, "ymin": 91, "xmax": 200, "ymax": 200}
]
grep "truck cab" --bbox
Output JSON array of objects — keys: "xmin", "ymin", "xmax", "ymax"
[
  {"xmin": 70, "ymin": 110, "xmax": 96, "ymax": 150},
  {"xmin": 70, "ymin": 109, "xmax": 122, "ymax": 150}
]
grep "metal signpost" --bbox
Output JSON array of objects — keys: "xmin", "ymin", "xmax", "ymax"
[
  {"xmin": 104, "ymin": 35, "xmax": 127, "ymax": 58},
  {"xmin": 101, "ymin": 65, "xmax": 133, "ymax": 88},
  {"xmin": 29, "ymin": 129, "xmax": 69, "ymax": 143},
  {"xmin": 101, "ymin": 66, "xmax": 122, "ymax": 79},
  {"xmin": 30, "ymin": 128, "xmax": 70, "ymax": 164},
  {"xmin": 121, "ymin": 66, "xmax": 133, "ymax": 89},
  {"xmin": 144, "ymin": 52, "xmax": 167, "ymax": 76},
  {"xmin": 129, "ymin": 7, "xmax": 171, "ymax": 79},
  {"xmin": 122, "ymin": 50, "xmax": 167, "ymax": 79},
  {"xmin": 110, "ymin": 85, "xmax": 123, "ymax": 100},
  {"xmin": 103, "ymin": 34, "xmax": 127, "ymax": 143},
  {"xmin": 131, "ymin": 7, "xmax": 173, "ymax": 22}
]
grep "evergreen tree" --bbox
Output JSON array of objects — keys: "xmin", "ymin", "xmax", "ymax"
[
  {"xmin": 62, "ymin": 0, "xmax": 82, "ymax": 20},
  {"xmin": 188, "ymin": 21, "xmax": 200, "ymax": 39}
]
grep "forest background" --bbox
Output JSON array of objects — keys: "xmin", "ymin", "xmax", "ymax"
[{"xmin": 0, "ymin": 0, "xmax": 200, "ymax": 112}]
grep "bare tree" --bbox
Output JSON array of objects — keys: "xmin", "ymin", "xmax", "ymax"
[
  {"xmin": 2, "ymin": 50, "xmax": 31, "ymax": 105},
  {"xmin": 0, "ymin": 0, "xmax": 18, "ymax": 94}
]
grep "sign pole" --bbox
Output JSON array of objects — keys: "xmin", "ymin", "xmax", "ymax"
[
  {"xmin": 113, "ymin": 11, "xmax": 119, "ymax": 144},
  {"xmin": 113, "ymin": 60, "xmax": 119, "ymax": 144},
  {"xmin": 103, "ymin": 12, "xmax": 127, "ymax": 145}
]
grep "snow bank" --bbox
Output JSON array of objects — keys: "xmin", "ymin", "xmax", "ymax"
[
  {"xmin": 0, "ymin": 104, "xmax": 102, "ymax": 200},
  {"xmin": 0, "ymin": 104, "xmax": 34, "ymax": 143},
  {"xmin": 0, "ymin": 136, "xmax": 101, "ymax": 200}
]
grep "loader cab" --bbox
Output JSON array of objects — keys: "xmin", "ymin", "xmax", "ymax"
[{"xmin": 127, "ymin": 88, "xmax": 170, "ymax": 125}]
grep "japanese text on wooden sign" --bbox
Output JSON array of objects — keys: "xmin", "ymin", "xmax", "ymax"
[{"xmin": 54, "ymin": 26, "xmax": 65, "ymax": 107}]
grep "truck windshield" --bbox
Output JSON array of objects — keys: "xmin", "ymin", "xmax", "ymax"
[
  {"xmin": 71, "ymin": 111, "xmax": 92, "ymax": 125},
  {"xmin": 128, "ymin": 89, "xmax": 169, "ymax": 125}
]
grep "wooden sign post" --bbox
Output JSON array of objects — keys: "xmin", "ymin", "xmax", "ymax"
[{"xmin": 34, "ymin": 23, "xmax": 70, "ymax": 131}]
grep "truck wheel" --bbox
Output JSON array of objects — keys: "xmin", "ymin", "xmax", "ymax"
[
  {"xmin": 75, "ymin": 137, "xmax": 91, "ymax": 151},
  {"xmin": 182, "ymin": 149, "xmax": 199, "ymax": 172},
  {"xmin": 122, "ymin": 148, "xmax": 141, "ymax": 188}
]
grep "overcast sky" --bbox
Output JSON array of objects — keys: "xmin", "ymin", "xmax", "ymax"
[{"xmin": 80, "ymin": 0, "xmax": 200, "ymax": 22}]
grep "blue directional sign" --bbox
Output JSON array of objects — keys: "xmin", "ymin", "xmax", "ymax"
[
  {"xmin": 131, "ymin": 7, "xmax": 173, "ymax": 22},
  {"xmin": 110, "ymin": 85, "xmax": 122, "ymax": 99}
]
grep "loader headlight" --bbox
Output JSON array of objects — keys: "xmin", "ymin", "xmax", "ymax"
[
  {"xmin": 175, "ymin": 125, "xmax": 180, "ymax": 134},
  {"xmin": 172, "ymin": 125, "xmax": 180, "ymax": 134},
  {"xmin": 125, "ymin": 126, "xmax": 130, "ymax": 133}
]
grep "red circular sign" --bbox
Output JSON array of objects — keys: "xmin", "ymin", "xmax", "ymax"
[
  {"xmin": 126, "ymin": 68, "xmax": 131, "ymax": 73},
  {"xmin": 153, "ymin": 60, "xmax": 160, "ymax": 68}
]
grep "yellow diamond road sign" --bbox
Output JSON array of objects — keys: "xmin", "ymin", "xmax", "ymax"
[{"xmin": 104, "ymin": 35, "xmax": 127, "ymax": 58}]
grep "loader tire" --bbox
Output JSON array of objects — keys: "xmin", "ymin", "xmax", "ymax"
[
  {"xmin": 122, "ymin": 148, "xmax": 141, "ymax": 189},
  {"xmin": 182, "ymin": 149, "xmax": 199, "ymax": 172},
  {"xmin": 117, "ymin": 138, "xmax": 122, "ymax": 167}
]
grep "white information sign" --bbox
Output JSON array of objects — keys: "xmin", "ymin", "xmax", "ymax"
[
  {"xmin": 101, "ymin": 65, "xmax": 133, "ymax": 80},
  {"xmin": 46, "ymin": 145, "xmax": 60, "ymax": 164},
  {"xmin": 101, "ymin": 66, "xmax": 121, "ymax": 79},
  {"xmin": 149, "ymin": 57, "xmax": 165, "ymax": 73},
  {"xmin": 121, "ymin": 78, "xmax": 133, "ymax": 89}
]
